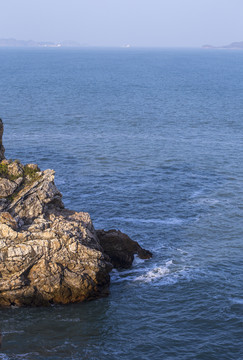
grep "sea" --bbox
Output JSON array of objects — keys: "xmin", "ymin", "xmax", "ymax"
[{"xmin": 0, "ymin": 48, "xmax": 242, "ymax": 360}]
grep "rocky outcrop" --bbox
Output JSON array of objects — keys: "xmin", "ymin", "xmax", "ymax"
[
  {"xmin": 0, "ymin": 120, "xmax": 152, "ymax": 307},
  {"xmin": 0, "ymin": 163, "xmax": 112, "ymax": 306},
  {"xmin": 96, "ymin": 229, "xmax": 152, "ymax": 268}
]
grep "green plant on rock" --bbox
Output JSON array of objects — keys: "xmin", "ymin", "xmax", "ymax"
[
  {"xmin": 0, "ymin": 163, "xmax": 21, "ymax": 181},
  {"xmin": 23, "ymin": 166, "xmax": 40, "ymax": 181},
  {"xmin": 0, "ymin": 163, "xmax": 8, "ymax": 177}
]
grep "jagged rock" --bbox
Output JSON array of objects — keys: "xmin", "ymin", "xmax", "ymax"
[
  {"xmin": 0, "ymin": 162, "xmax": 113, "ymax": 306},
  {"xmin": 25, "ymin": 163, "xmax": 40, "ymax": 171},
  {"xmin": 0, "ymin": 212, "xmax": 18, "ymax": 230},
  {"xmin": 96, "ymin": 229, "xmax": 152, "ymax": 268},
  {"xmin": 0, "ymin": 119, "xmax": 5, "ymax": 161},
  {"xmin": 0, "ymin": 178, "xmax": 18, "ymax": 197},
  {"xmin": 0, "ymin": 120, "xmax": 152, "ymax": 307},
  {"xmin": 7, "ymin": 162, "xmax": 24, "ymax": 177},
  {"xmin": 0, "ymin": 208, "xmax": 112, "ymax": 306},
  {"xmin": 6, "ymin": 169, "xmax": 64, "ymax": 224}
]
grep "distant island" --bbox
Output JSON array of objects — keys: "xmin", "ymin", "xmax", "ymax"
[
  {"xmin": 0, "ymin": 38, "xmax": 82, "ymax": 48},
  {"xmin": 202, "ymin": 41, "xmax": 243, "ymax": 49}
]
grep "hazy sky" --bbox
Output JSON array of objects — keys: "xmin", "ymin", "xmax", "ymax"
[{"xmin": 0, "ymin": 0, "xmax": 243, "ymax": 47}]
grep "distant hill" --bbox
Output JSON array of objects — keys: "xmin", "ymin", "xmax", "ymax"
[
  {"xmin": 203, "ymin": 41, "xmax": 243, "ymax": 49},
  {"xmin": 0, "ymin": 38, "xmax": 81, "ymax": 48}
]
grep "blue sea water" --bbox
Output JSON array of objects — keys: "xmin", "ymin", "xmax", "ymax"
[{"xmin": 0, "ymin": 48, "xmax": 242, "ymax": 359}]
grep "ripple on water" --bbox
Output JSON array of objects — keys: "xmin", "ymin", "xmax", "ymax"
[
  {"xmin": 0, "ymin": 48, "xmax": 243, "ymax": 360},
  {"xmin": 110, "ymin": 245, "xmax": 209, "ymax": 288}
]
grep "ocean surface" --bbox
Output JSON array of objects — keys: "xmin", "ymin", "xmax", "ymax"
[{"xmin": 0, "ymin": 48, "xmax": 242, "ymax": 359}]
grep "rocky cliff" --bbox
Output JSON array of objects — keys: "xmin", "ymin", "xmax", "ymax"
[{"xmin": 0, "ymin": 119, "xmax": 151, "ymax": 307}]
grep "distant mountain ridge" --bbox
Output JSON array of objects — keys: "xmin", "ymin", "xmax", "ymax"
[
  {"xmin": 0, "ymin": 38, "xmax": 81, "ymax": 48},
  {"xmin": 203, "ymin": 41, "xmax": 243, "ymax": 49}
]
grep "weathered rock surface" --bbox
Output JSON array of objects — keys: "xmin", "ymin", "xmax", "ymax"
[
  {"xmin": 0, "ymin": 163, "xmax": 112, "ymax": 306},
  {"xmin": 0, "ymin": 120, "xmax": 152, "ymax": 307},
  {"xmin": 96, "ymin": 229, "xmax": 152, "ymax": 268}
]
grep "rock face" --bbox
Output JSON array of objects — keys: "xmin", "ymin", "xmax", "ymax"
[
  {"xmin": 96, "ymin": 229, "xmax": 152, "ymax": 268},
  {"xmin": 0, "ymin": 163, "xmax": 112, "ymax": 306},
  {"xmin": 0, "ymin": 121, "xmax": 152, "ymax": 307}
]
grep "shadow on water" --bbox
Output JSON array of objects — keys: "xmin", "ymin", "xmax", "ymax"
[{"xmin": 0, "ymin": 298, "xmax": 114, "ymax": 359}]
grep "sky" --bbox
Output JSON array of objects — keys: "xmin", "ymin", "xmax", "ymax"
[{"xmin": 0, "ymin": 0, "xmax": 243, "ymax": 47}]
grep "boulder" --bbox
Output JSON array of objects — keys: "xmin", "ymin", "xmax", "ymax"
[
  {"xmin": 96, "ymin": 229, "xmax": 152, "ymax": 268},
  {"xmin": 0, "ymin": 178, "xmax": 18, "ymax": 197},
  {"xmin": 0, "ymin": 208, "xmax": 112, "ymax": 307}
]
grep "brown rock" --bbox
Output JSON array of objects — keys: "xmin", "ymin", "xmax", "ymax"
[
  {"xmin": 96, "ymin": 229, "xmax": 152, "ymax": 269},
  {"xmin": 8, "ymin": 162, "xmax": 24, "ymax": 177},
  {"xmin": 25, "ymin": 163, "xmax": 40, "ymax": 171},
  {"xmin": 6, "ymin": 169, "xmax": 63, "ymax": 223},
  {"xmin": 0, "ymin": 212, "xmax": 18, "ymax": 230},
  {"xmin": 0, "ymin": 178, "xmax": 18, "ymax": 197},
  {"xmin": 1, "ymin": 159, "xmax": 10, "ymax": 165},
  {"xmin": 0, "ymin": 206, "xmax": 112, "ymax": 307}
]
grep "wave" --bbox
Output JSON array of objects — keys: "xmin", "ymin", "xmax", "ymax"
[
  {"xmin": 111, "ymin": 246, "xmax": 205, "ymax": 286},
  {"xmin": 1, "ymin": 330, "xmax": 24, "ymax": 335},
  {"xmin": 190, "ymin": 189, "xmax": 205, "ymax": 198},
  {"xmin": 230, "ymin": 297, "xmax": 243, "ymax": 305},
  {"xmin": 135, "ymin": 261, "xmax": 172, "ymax": 283},
  {"xmin": 0, "ymin": 353, "xmax": 40, "ymax": 360},
  {"xmin": 106, "ymin": 216, "xmax": 187, "ymax": 225},
  {"xmin": 195, "ymin": 198, "xmax": 220, "ymax": 206},
  {"xmin": 134, "ymin": 263, "xmax": 205, "ymax": 285},
  {"xmin": 189, "ymin": 188, "xmax": 221, "ymax": 206},
  {"xmin": 0, "ymin": 355, "xmax": 9, "ymax": 360}
]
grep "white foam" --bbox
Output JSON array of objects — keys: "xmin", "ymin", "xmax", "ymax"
[
  {"xmin": 135, "ymin": 260, "xmax": 173, "ymax": 283},
  {"xmin": 230, "ymin": 298, "xmax": 243, "ymax": 305},
  {"xmin": 133, "ymin": 261, "xmax": 205, "ymax": 285},
  {"xmin": 111, "ymin": 268, "xmax": 138, "ymax": 283},
  {"xmin": 190, "ymin": 189, "xmax": 204, "ymax": 198},
  {"xmin": 176, "ymin": 248, "xmax": 189, "ymax": 255},
  {"xmin": 190, "ymin": 195, "xmax": 220, "ymax": 207},
  {"xmin": 132, "ymin": 254, "xmax": 145, "ymax": 265},
  {"xmin": 112, "ymin": 247, "xmax": 205, "ymax": 286},
  {"xmin": 0, "ymin": 355, "xmax": 10, "ymax": 360},
  {"xmin": 1, "ymin": 330, "xmax": 24, "ymax": 335}
]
